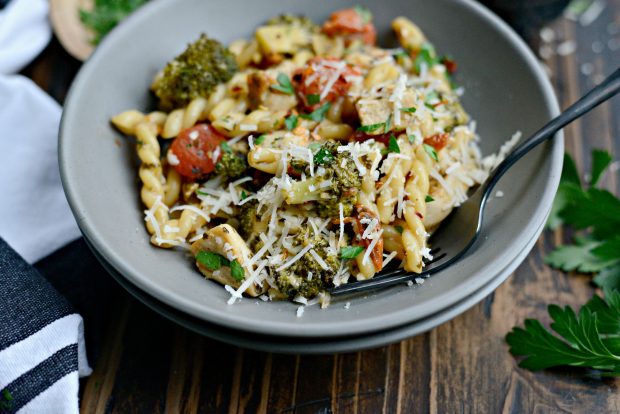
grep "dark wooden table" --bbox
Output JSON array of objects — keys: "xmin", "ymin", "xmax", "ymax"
[{"xmin": 24, "ymin": 3, "xmax": 620, "ymax": 412}]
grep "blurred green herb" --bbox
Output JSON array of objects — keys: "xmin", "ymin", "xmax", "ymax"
[{"xmin": 79, "ymin": 0, "xmax": 148, "ymax": 45}]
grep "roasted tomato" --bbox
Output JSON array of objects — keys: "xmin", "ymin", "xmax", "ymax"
[
  {"xmin": 423, "ymin": 133, "xmax": 449, "ymax": 151},
  {"xmin": 168, "ymin": 124, "xmax": 226, "ymax": 180},
  {"xmin": 441, "ymin": 57, "xmax": 457, "ymax": 74},
  {"xmin": 292, "ymin": 57, "xmax": 361, "ymax": 110},
  {"xmin": 322, "ymin": 7, "xmax": 377, "ymax": 46},
  {"xmin": 354, "ymin": 205, "xmax": 384, "ymax": 271}
]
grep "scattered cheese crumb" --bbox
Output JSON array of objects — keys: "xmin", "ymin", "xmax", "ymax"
[
  {"xmin": 296, "ymin": 306, "xmax": 305, "ymax": 317},
  {"xmin": 495, "ymin": 190, "xmax": 504, "ymax": 198}
]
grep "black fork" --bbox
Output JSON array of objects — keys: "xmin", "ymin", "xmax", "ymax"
[{"xmin": 331, "ymin": 67, "xmax": 620, "ymax": 297}]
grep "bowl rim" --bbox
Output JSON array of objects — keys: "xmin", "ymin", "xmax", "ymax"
[
  {"xmin": 90, "ymin": 216, "xmax": 546, "ymax": 353},
  {"xmin": 59, "ymin": 0, "xmax": 563, "ymax": 338}
]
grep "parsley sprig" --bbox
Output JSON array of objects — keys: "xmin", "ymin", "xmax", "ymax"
[
  {"xmin": 545, "ymin": 150, "xmax": 620, "ymax": 286},
  {"xmin": 506, "ymin": 290, "xmax": 620, "ymax": 375},
  {"xmin": 506, "ymin": 150, "xmax": 620, "ymax": 375},
  {"xmin": 80, "ymin": 0, "xmax": 148, "ymax": 45}
]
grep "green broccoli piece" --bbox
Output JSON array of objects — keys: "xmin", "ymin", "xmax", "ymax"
[
  {"xmin": 266, "ymin": 14, "xmax": 318, "ymax": 31},
  {"xmin": 236, "ymin": 200, "xmax": 269, "ymax": 249},
  {"xmin": 284, "ymin": 141, "xmax": 361, "ymax": 218},
  {"xmin": 215, "ymin": 152, "xmax": 248, "ymax": 180},
  {"xmin": 151, "ymin": 34, "xmax": 238, "ymax": 110},
  {"xmin": 275, "ymin": 229, "xmax": 339, "ymax": 298}
]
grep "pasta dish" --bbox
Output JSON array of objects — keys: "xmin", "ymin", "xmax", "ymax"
[{"xmin": 111, "ymin": 8, "xmax": 492, "ymax": 306}]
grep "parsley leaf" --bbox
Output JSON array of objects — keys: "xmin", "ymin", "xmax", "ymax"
[
  {"xmin": 254, "ymin": 134, "xmax": 266, "ymax": 145},
  {"xmin": 240, "ymin": 190, "xmax": 247, "ymax": 200},
  {"xmin": 414, "ymin": 42, "xmax": 439, "ymax": 73},
  {"xmin": 400, "ymin": 107, "xmax": 417, "ymax": 113},
  {"xmin": 196, "ymin": 251, "xmax": 229, "ymax": 271},
  {"xmin": 353, "ymin": 5, "xmax": 372, "ymax": 24},
  {"xmin": 506, "ymin": 292, "xmax": 620, "ymax": 375},
  {"xmin": 394, "ymin": 225, "xmax": 404, "ymax": 234},
  {"xmin": 300, "ymin": 102, "xmax": 331, "ymax": 122},
  {"xmin": 307, "ymin": 94, "xmax": 321, "ymax": 105},
  {"xmin": 220, "ymin": 141, "xmax": 232, "ymax": 153},
  {"xmin": 423, "ymin": 144, "xmax": 439, "ymax": 161},
  {"xmin": 384, "ymin": 114, "xmax": 392, "ymax": 133},
  {"xmin": 313, "ymin": 146, "xmax": 335, "ymax": 165},
  {"xmin": 285, "ymin": 114, "xmax": 298, "ymax": 130},
  {"xmin": 544, "ymin": 238, "xmax": 619, "ymax": 273},
  {"xmin": 593, "ymin": 265, "xmax": 620, "ymax": 292},
  {"xmin": 591, "ymin": 149, "xmax": 613, "ymax": 186},
  {"xmin": 357, "ymin": 122, "xmax": 385, "ymax": 133},
  {"xmin": 425, "ymin": 195, "xmax": 434, "ymax": 202},
  {"xmin": 230, "ymin": 259, "xmax": 245, "ymax": 281},
  {"xmin": 271, "ymin": 73, "xmax": 295, "ymax": 95},
  {"xmin": 340, "ymin": 246, "xmax": 365, "ymax": 259},
  {"xmin": 388, "ymin": 135, "xmax": 400, "ymax": 153}
]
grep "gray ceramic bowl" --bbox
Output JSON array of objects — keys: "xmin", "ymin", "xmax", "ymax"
[{"xmin": 60, "ymin": 0, "xmax": 562, "ymax": 338}]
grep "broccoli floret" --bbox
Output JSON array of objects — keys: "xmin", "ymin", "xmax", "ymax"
[
  {"xmin": 216, "ymin": 152, "xmax": 248, "ymax": 180},
  {"xmin": 266, "ymin": 14, "xmax": 318, "ymax": 31},
  {"xmin": 275, "ymin": 229, "xmax": 339, "ymax": 298},
  {"xmin": 237, "ymin": 200, "xmax": 269, "ymax": 250},
  {"xmin": 284, "ymin": 141, "xmax": 361, "ymax": 218},
  {"xmin": 151, "ymin": 34, "xmax": 238, "ymax": 110}
]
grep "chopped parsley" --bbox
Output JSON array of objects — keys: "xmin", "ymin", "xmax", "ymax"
[
  {"xmin": 196, "ymin": 251, "xmax": 244, "ymax": 281},
  {"xmin": 306, "ymin": 94, "xmax": 321, "ymax": 105},
  {"xmin": 230, "ymin": 259, "xmax": 245, "ymax": 281},
  {"xmin": 400, "ymin": 107, "xmax": 417, "ymax": 113},
  {"xmin": 425, "ymin": 195, "xmax": 434, "ymax": 202},
  {"xmin": 300, "ymin": 102, "xmax": 331, "ymax": 122},
  {"xmin": 357, "ymin": 122, "xmax": 385, "ymax": 133},
  {"xmin": 241, "ymin": 190, "xmax": 248, "ymax": 200},
  {"xmin": 220, "ymin": 141, "xmax": 233, "ymax": 153},
  {"xmin": 394, "ymin": 225, "xmax": 404, "ymax": 234},
  {"xmin": 196, "ymin": 251, "xmax": 229, "ymax": 271},
  {"xmin": 271, "ymin": 73, "xmax": 295, "ymax": 95},
  {"xmin": 313, "ymin": 146, "xmax": 335, "ymax": 165},
  {"xmin": 423, "ymin": 144, "xmax": 439, "ymax": 161},
  {"xmin": 340, "ymin": 245, "xmax": 365, "ymax": 259},
  {"xmin": 392, "ymin": 49, "xmax": 409, "ymax": 60},
  {"xmin": 285, "ymin": 114, "xmax": 298, "ymax": 130},
  {"xmin": 254, "ymin": 134, "xmax": 266, "ymax": 145},
  {"xmin": 414, "ymin": 42, "xmax": 439, "ymax": 73},
  {"xmin": 388, "ymin": 135, "xmax": 400, "ymax": 153},
  {"xmin": 353, "ymin": 5, "xmax": 372, "ymax": 24},
  {"xmin": 384, "ymin": 113, "xmax": 392, "ymax": 133}
]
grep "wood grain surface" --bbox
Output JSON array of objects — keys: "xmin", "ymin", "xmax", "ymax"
[{"xmin": 24, "ymin": 3, "xmax": 620, "ymax": 412}]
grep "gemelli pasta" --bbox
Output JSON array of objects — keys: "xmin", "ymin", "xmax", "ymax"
[{"xmin": 111, "ymin": 8, "xmax": 494, "ymax": 306}]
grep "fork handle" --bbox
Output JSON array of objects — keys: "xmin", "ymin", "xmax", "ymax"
[{"xmin": 482, "ymin": 67, "xmax": 620, "ymax": 197}]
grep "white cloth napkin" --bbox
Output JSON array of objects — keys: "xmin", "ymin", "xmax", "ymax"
[
  {"xmin": 0, "ymin": 0, "xmax": 51, "ymax": 75},
  {"xmin": 0, "ymin": 1, "xmax": 90, "ymax": 413},
  {"xmin": 0, "ymin": 0, "xmax": 81, "ymax": 264}
]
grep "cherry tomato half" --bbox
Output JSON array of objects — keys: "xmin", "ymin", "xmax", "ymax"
[{"xmin": 168, "ymin": 124, "xmax": 226, "ymax": 180}]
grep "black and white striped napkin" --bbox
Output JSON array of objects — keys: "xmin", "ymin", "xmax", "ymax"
[
  {"xmin": 0, "ymin": 238, "xmax": 91, "ymax": 413},
  {"xmin": 0, "ymin": 0, "xmax": 90, "ymax": 412}
]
